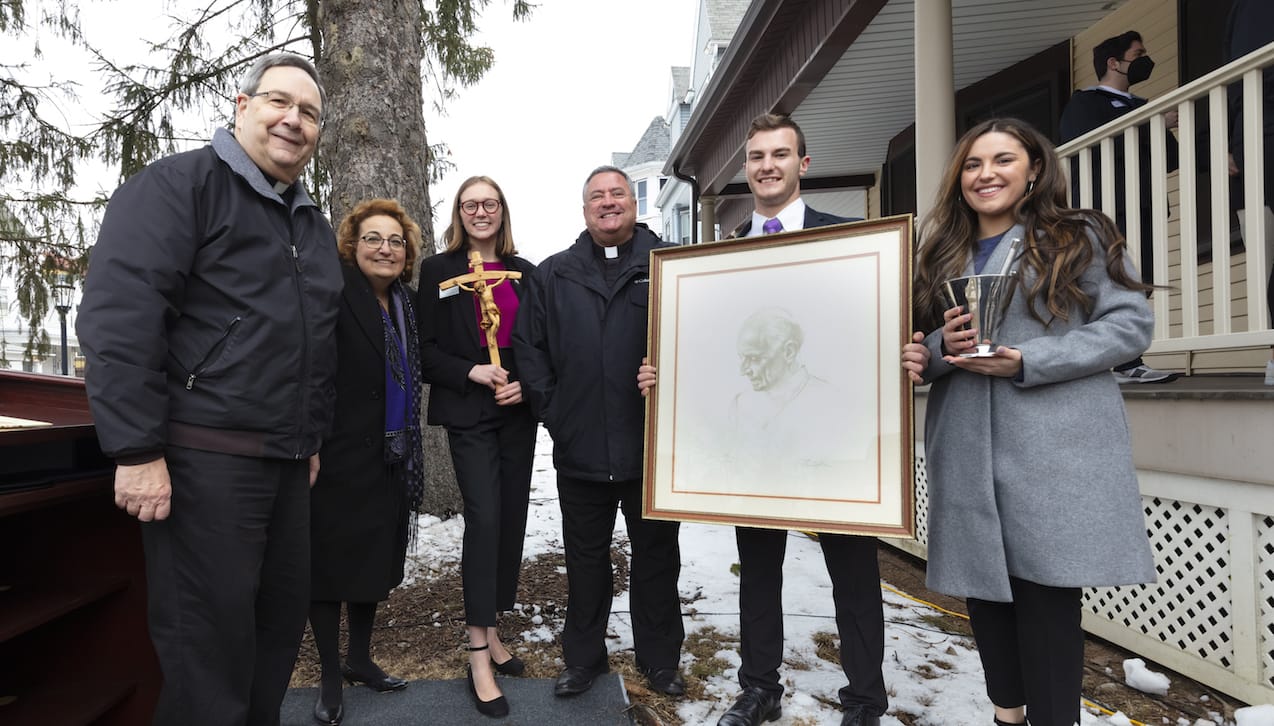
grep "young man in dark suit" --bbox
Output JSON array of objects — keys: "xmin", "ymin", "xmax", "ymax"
[
  {"xmin": 726, "ymin": 113, "xmax": 887, "ymax": 726},
  {"xmin": 641, "ymin": 113, "xmax": 886, "ymax": 726}
]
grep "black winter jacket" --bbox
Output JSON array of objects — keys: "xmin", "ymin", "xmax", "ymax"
[
  {"xmin": 416, "ymin": 249, "xmax": 537, "ymax": 428},
  {"xmin": 78, "ymin": 128, "xmax": 343, "ymax": 461},
  {"xmin": 1059, "ymin": 87, "xmax": 1180, "ymax": 217},
  {"xmin": 512, "ymin": 225, "xmax": 669, "ymax": 482}
]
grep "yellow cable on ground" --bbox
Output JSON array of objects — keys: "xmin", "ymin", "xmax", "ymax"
[
  {"xmin": 880, "ymin": 582, "xmax": 969, "ymax": 620},
  {"xmin": 878, "ymin": 582, "xmax": 1149, "ymax": 726}
]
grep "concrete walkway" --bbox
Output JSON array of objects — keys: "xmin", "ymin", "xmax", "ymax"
[{"xmin": 282, "ymin": 674, "xmax": 633, "ymax": 726}]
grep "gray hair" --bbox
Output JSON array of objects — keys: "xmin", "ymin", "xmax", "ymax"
[
  {"xmin": 582, "ymin": 165, "xmax": 635, "ymax": 200},
  {"xmin": 739, "ymin": 307, "xmax": 804, "ymax": 352},
  {"xmin": 238, "ymin": 53, "xmax": 327, "ymax": 115}
]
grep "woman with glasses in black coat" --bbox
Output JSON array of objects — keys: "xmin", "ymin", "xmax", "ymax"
[{"xmin": 417, "ymin": 176, "xmax": 537, "ymax": 718}]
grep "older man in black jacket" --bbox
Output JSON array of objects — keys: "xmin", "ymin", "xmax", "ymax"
[
  {"xmin": 513, "ymin": 165, "xmax": 686, "ymax": 700},
  {"xmin": 78, "ymin": 54, "xmax": 342, "ymax": 726}
]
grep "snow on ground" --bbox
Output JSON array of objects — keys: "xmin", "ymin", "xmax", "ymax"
[{"xmin": 406, "ymin": 426, "xmax": 1246, "ymax": 725}]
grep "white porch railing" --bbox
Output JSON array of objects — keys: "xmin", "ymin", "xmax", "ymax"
[
  {"xmin": 1056, "ymin": 41, "xmax": 1274, "ymax": 364},
  {"xmin": 893, "ymin": 422, "xmax": 1274, "ymax": 706}
]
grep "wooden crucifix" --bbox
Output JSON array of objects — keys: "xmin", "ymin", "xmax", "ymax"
[{"xmin": 438, "ymin": 250, "xmax": 522, "ymax": 369}]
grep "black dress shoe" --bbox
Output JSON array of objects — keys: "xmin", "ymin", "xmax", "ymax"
[
  {"xmin": 840, "ymin": 704, "xmax": 881, "ymax": 726},
  {"xmin": 467, "ymin": 665, "xmax": 510, "ymax": 717},
  {"xmin": 638, "ymin": 665, "xmax": 686, "ymax": 697},
  {"xmin": 491, "ymin": 653, "xmax": 526, "ymax": 676},
  {"xmin": 312, "ymin": 694, "xmax": 343, "ymax": 725},
  {"xmin": 341, "ymin": 662, "xmax": 408, "ymax": 692},
  {"xmin": 553, "ymin": 664, "xmax": 608, "ymax": 697},
  {"xmin": 717, "ymin": 687, "xmax": 781, "ymax": 726}
]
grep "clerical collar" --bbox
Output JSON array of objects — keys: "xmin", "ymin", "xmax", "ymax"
[
  {"xmin": 261, "ymin": 173, "xmax": 291, "ymax": 195},
  {"xmin": 593, "ymin": 239, "xmax": 631, "ymax": 257}
]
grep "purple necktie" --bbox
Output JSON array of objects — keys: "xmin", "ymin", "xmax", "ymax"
[{"xmin": 762, "ymin": 217, "xmax": 783, "ymax": 235}]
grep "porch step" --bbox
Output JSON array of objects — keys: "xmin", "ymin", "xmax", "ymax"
[{"xmin": 281, "ymin": 674, "xmax": 633, "ymax": 725}]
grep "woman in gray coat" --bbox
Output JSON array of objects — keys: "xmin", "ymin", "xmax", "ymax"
[{"xmin": 901, "ymin": 118, "xmax": 1156, "ymax": 726}]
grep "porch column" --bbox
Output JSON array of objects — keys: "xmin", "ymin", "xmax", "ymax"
[
  {"xmin": 700, "ymin": 195, "xmax": 717, "ymax": 242},
  {"xmin": 914, "ymin": 0, "xmax": 955, "ymax": 225}
]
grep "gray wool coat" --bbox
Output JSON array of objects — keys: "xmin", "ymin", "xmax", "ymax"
[{"xmin": 919, "ymin": 223, "xmax": 1157, "ymax": 602}]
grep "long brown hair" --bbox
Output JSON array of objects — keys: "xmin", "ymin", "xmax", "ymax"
[
  {"xmin": 913, "ymin": 117, "xmax": 1148, "ymax": 332},
  {"xmin": 336, "ymin": 198, "xmax": 422, "ymax": 284},
  {"xmin": 442, "ymin": 175, "xmax": 518, "ymax": 257}
]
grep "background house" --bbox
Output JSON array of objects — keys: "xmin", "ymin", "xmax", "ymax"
[
  {"xmin": 613, "ymin": 116, "xmax": 671, "ymax": 235},
  {"xmin": 664, "ymin": 0, "xmax": 1274, "ymax": 705}
]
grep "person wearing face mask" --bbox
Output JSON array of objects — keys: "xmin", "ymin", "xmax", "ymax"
[
  {"xmin": 416, "ymin": 176, "xmax": 537, "ymax": 718},
  {"xmin": 1060, "ymin": 30, "xmax": 1181, "ymax": 384}
]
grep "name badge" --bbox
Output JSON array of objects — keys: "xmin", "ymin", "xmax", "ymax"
[{"xmin": 439, "ymin": 286, "xmax": 460, "ymax": 299}]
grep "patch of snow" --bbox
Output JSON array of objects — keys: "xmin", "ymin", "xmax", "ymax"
[{"xmin": 1124, "ymin": 658, "xmax": 1171, "ymax": 696}]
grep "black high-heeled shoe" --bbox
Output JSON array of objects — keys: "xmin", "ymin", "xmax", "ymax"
[
  {"xmin": 341, "ymin": 662, "xmax": 407, "ymax": 692},
  {"xmin": 491, "ymin": 651, "xmax": 525, "ymax": 676},
  {"xmin": 466, "ymin": 645, "xmax": 509, "ymax": 717}
]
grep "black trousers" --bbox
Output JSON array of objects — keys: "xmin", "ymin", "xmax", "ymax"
[
  {"xmin": 966, "ymin": 577, "xmax": 1084, "ymax": 726},
  {"xmin": 1110, "ymin": 205, "xmax": 1157, "ymax": 372},
  {"xmin": 556, "ymin": 475, "xmax": 684, "ymax": 671},
  {"xmin": 142, "ymin": 447, "xmax": 310, "ymax": 726},
  {"xmin": 447, "ymin": 406, "xmax": 537, "ymax": 626},
  {"xmin": 735, "ymin": 527, "xmax": 887, "ymax": 714}
]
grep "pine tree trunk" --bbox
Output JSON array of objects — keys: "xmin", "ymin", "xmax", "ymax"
[{"xmin": 315, "ymin": 0, "xmax": 462, "ymax": 518}]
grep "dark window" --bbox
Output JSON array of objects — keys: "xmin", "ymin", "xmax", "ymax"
[
  {"xmin": 1179, "ymin": 0, "xmax": 1243, "ymax": 260},
  {"xmin": 883, "ymin": 42, "xmax": 1069, "ymax": 218}
]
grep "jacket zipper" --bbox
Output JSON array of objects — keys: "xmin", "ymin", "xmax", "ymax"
[
  {"xmin": 185, "ymin": 316, "xmax": 242, "ymax": 390},
  {"xmin": 290, "ymin": 235, "xmax": 310, "ymax": 460}
]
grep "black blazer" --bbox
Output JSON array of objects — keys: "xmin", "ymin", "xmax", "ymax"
[
  {"xmin": 416, "ymin": 248, "xmax": 537, "ymax": 428},
  {"xmin": 729, "ymin": 205, "xmax": 858, "ymax": 238},
  {"xmin": 311, "ymin": 263, "xmax": 410, "ymax": 601}
]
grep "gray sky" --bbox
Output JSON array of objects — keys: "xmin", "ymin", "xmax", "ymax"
[
  {"xmin": 429, "ymin": 1, "xmax": 695, "ymax": 261},
  {"xmin": 5, "ymin": 0, "xmax": 697, "ymax": 264}
]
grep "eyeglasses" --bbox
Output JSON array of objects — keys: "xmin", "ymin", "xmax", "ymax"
[
  {"xmin": 251, "ymin": 90, "xmax": 323, "ymax": 128},
  {"xmin": 460, "ymin": 199, "xmax": 501, "ymax": 215},
  {"xmin": 359, "ymin": 233, "xmax": 407, "ymax": 250}
]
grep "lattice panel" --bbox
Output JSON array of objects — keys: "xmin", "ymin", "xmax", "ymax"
[
  {"xmin": 912, "ymin": 449, "xmax": 929, "ymax": 546},
  {"xmin": 1085, "ymin": 497, "xmax": 1234, "ymax": 671},
  {"xmin": 1255, "ymin": 516, "xmax": 1274, "ymax": 687}
]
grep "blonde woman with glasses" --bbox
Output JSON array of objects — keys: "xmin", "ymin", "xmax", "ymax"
[{"xmin": 417, "ymin": 176, "xmax": 537, "ymax": 718}]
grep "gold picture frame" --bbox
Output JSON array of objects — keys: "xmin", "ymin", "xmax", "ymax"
[{"xmin": 642, "ymin": 215, "xmax": 915, "ymax": 538}]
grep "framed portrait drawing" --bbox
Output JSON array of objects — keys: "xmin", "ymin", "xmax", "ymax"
[{"xmin": 642, "ymin": 215, "xmax": 915, "ymax": 538}]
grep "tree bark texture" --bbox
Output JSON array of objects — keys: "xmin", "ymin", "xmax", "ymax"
[{"xmin": 316, "ymin": 0, "xmax": 461, "ymax": 517}]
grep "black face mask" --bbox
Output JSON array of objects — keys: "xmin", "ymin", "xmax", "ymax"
[{"xmin": 1121, "ymin": 55, "xmax": 1155, "ymax": 85}]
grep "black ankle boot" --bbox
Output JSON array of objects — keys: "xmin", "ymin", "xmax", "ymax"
[{"xmin": 313, "ymin": 677, "xmax": 343, "ymax": 725}]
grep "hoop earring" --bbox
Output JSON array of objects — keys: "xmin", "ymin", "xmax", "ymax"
[{"xmin": 1026, "ymin": 179, "xmax": 1036, "ymax": 194}]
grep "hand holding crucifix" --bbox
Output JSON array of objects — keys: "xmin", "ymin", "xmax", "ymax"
[{"xmin": 438, "ymin": 250, "xmax": 523, "ymax": 374}]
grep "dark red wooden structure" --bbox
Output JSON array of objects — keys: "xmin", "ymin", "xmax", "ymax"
[{"xmin": 0, "ymin": 371, "xmax": 159, "ymax": 725}]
